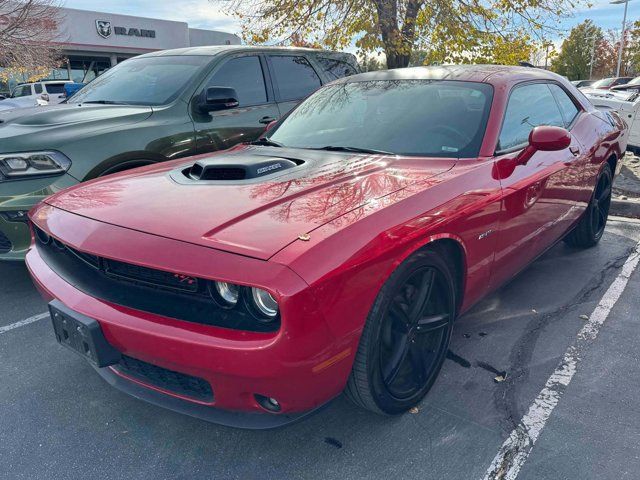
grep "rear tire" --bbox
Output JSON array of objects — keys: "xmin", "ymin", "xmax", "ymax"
[
  {"xmin": 564, "ymin": 164, "xmax": 612, "ymax": 249},
  {"xmin": 345, "ymin": 248, "xmax": 456, "ymax": 415}
]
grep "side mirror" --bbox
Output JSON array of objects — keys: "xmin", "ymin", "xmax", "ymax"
[
  {"xmin": 264, "ymin": 119, "xmax": 278, "ymax": 133},
  {"xmin": 517, "ymin": 125, "xmax": 571, "ymax": 165},
  {"xmin": 198, "ymin": 86, "xmax": 239, "ymax": 114},
  {"xmin": 529, "ymin": 125, "xmax": 571, "ymax": 151}
]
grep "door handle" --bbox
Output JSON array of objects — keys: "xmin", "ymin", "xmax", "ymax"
[
  {"xmin": 259, "ymin": 116, "xmax": 276, "ymax": 124},
  {"xmin": 569, "ymin": 146, "xmax": 580, "ymax": 156}
]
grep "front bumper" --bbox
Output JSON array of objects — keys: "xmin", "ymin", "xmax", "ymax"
[
  {"xmin": 0, "ymin": 173, "xmax": 78, "ymax": 261},
  {"xmin": 26, "ymin": 205, "xmax": 356, "ymax": 427}
]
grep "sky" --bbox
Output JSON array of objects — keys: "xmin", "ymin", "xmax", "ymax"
[{"xmin": 63, "ymin": 0, "xmax": 640, "ymax": 45}]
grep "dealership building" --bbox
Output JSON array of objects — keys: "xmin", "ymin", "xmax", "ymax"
[{"xmin": 8, "ymin": 6, "xmax": 241, "ymax": 86}]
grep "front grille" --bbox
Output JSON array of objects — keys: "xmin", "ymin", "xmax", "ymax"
[
  {"xmin": 33, "ymin": 226, "xmax": 279, "ymax": 332},
  {"xmin": 0, "ymin": 230, "xmax": 12, "ymax": 254},
  {"xmin": 115, "ymin": 355, "xmax": 213, "ymax": 402},
  {"xmin": 103, "ymin": 258, "xmax": 199, "ymax": 293}
]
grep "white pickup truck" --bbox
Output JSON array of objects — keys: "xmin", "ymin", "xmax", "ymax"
[
  {"xmin": 0, "ymin": 80, "xmax": 73, "ymax": 112},
  {"xmin": 582, "ymin": 88, "xmax": 640, "ymax": 154}
]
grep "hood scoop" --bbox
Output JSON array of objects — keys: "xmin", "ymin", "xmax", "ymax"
[{"xmin": 187, "ymin": 154, "xmax": 300, "ymax": 182}]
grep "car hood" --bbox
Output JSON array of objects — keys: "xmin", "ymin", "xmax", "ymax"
[
  {"xmin": 44, "ymin": 145, "xmax": 455, "ymax": 260},
  {"xmin": 0, "ymin": 103, "xmax": 153, "ymax": 138}
]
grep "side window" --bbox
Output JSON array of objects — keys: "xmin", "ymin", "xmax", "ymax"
[
  {"xmin": 34, "ymin": 84, "xmax": 43, "ymax": 94},
  {"xmin": 268, "ymin": 55, "xmax": 321, "ymax": 101},
  {"xmin": 13, "ymin": 85, "xmax": 31, "ymax": 97},
  {"xmin": 206, "ymin": 56, "xmax": 267, "ymax": 106},
  {"xmin": 317, "ymin": 57, "xmax": 358, "ymax": 81},
  {"xmin": 549, "ymin": 84, "xmax": 580, "ymax": 127},
  {"xmin": 498, "ymin": 83, "xmax": 565, "ymax": 151}
]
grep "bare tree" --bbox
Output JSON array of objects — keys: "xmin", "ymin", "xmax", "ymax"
[{"xmin": 0, "ymin": 0, "xmax": 62, "ymax": 77}]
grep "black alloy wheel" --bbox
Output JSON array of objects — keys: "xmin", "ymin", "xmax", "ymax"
[
  {"xmin": 565, "ymin": 163, "xmax": 612, "ymax": 248},
  {"xmin": 346, "ymin": 248, "xmax": 456, "ymax": 414},
  {"xmin": 589, "ymin": 168, "xmax": 612, "ymax": 241}
]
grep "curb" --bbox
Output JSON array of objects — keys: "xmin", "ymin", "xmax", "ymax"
[{"xmin": 610, "ymin": 199, "xmax": 640, "ymax": 219}]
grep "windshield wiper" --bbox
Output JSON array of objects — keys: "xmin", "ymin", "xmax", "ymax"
[
  {"xmin": 248, "ymin": 137, "xmax": 284, "ymax": 147},
  {"xmin": 81, "ymin": 100, "xmax": 130, "ymax": 105},
  {"xmin": 310, "ymin": 145, "xmax": 394, "ymax": 155}
]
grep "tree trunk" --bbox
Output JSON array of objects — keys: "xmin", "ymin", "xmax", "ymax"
[{"xmin": 374, "ymin": 0, "xmax": 420, "ymax": 69}]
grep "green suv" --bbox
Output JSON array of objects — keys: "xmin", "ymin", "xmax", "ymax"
[{"xmin": 0, "ymin": 46, "xmax": 358, "ymax": 260}]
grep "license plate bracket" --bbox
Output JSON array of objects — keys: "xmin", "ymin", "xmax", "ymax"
[{"xmin": 49, "ymin": 300, "xmax": 121, "ymax": 368}]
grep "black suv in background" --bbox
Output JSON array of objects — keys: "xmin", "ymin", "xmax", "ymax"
[{"xmin": 0, "ymin": 46, "xmax": 359, "ymax": 260}]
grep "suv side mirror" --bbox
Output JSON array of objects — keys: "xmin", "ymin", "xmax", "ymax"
[
  {"xmin": 198, "ymin": 86, "xmax": 239, "ymax": 113},
  {"xmin": 517, "ymin": 125, "xmax": 571, "ymax": 166}
]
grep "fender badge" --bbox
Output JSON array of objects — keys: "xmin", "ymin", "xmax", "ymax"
[
  {"xmin": 298, "ymin": 233, "xmax": 311, "ymax": 241},
  {"xmin": 478, "ymin": 229, "xmax": 494, "ymax": 240}
]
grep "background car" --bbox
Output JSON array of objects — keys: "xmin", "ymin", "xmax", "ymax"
[
  {"xmin": 26, "ymin": 65, "xmax": 625, "ymax": 427},
  {"xmin": 63, "ymin": 82, "xmax": 85, "ymax": 99},
  {"xmin": 589, "ymin": 76, "xmax": 634, "ymax": 90},
  {"xmin": 611, "ymin": 76, "xmax": 640, "ymax": 93},
  {"xmin": 571, "ymin": 79, "xmax": 595, "ymax": 88},
  {"xmin": 0, "ymin": 45, "xmax": 359, "ymax": 261},
  {"xmin": 1, "ymin": 80, "xmax": 73, "ymax": 110},
  {"xmin": 583, "ymin": 87, "xmax": 640, "ymax": 154}
]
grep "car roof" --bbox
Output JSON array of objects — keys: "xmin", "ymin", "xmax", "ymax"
[
  {"xmin": 139, "ymin": 45, "xmax": 352, "ymax": 58},
  {"xmin": 334, "ymin": 64, "xmax": 570, "ymax": 86},
  {"xmin": 16, "ymin": 80, "xmax": 72, "ymax": 86}
]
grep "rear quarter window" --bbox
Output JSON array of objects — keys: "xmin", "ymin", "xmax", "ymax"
[
  {"xmin": 317, "ymin": 57, "xmax": 358, "ymax": 81},
  {"xmin": 44, "ymin": 83, "xmax": 67, "ymax": 94},
  {"xmin": 269, "ymin": 55, "xmax": 322, "ymax": 101}
]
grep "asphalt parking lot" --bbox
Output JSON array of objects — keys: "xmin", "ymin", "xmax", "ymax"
[{"xmin": 2, "ymin": 217, "xmax": 640, "ymax": 480}]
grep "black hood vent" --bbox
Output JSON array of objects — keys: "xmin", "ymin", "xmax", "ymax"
[{"xmin": 188, "ymin": 154, "xmax": 299, "ymax": 182}]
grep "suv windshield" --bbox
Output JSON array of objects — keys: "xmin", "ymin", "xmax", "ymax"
[
  {"xmin": 269, "ymin": 80, "xmax": 493, "ymax": 157},
  {"xmin": 70, "ymin": 56, "xmax": 210, "ymax": 106}
]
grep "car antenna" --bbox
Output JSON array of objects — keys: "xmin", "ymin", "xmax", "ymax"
[{"xmin": 518, "ymin": 61, "xmax": 535, "ymax": 68}]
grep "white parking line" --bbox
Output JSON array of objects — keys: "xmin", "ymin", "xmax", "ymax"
[
  {"xmin": 483, "ymin": 241, "xmax": 640, "ymax": 480},
  {"xmin": 0, "ymin": 312, "xmax": 49, "ymax": 334}
]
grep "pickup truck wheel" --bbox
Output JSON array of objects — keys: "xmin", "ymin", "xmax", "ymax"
[
  {"xmin": 564, "ymin": 164, "xmax": 612, "ymax": 249},
  {"xmin": 345, "ymin": 248, "xmax": 456, "ymax": 415}
]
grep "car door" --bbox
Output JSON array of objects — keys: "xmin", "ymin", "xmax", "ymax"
[
  {"xmin": 265, "ymin": 54, "xmax": 323, "ymax": 115},
  {"xmin": 191, "ymin": 54, "xmax": 280, "ymax": 153},
  {"xmin": 11, "ymin": 85, "xmax": 34, "ymax": 107},
  {"xmin": 548, "ymin": 83, "xmax": 593, "ymax": 210},
  {"xmin": 490, "ymin": 82, "xmax": 582, "ymax": 290}
]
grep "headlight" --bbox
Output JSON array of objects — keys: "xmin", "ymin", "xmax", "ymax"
[
  {"xmin": 250, "ymin": 287, "xmax": 279, "ymax": 320},
  {"xmin": 0, "ymin": 151, "xmax": 71, "ymax": 180},
  {"xmin": 212, "ymin": 281, "xmax": 240, "ymax": 307}
]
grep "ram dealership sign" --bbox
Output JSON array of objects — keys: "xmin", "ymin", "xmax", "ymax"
[{"xmin": 95, "ymin": 20, "xmax": 156, "ymax": 39}]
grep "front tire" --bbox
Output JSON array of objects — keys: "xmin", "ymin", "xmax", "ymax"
[
  {"xmin": 564, "ymin": 164, "xmax": 612, "ymax": 249},
  {"xmin": 345, "ymin": 248, "xmax": 456, "ymax": 415}
]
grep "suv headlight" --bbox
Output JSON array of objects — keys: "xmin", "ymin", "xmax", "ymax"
[{"xmin": 0, "ymin": 151, "xmax": 71, "ymax": 180}]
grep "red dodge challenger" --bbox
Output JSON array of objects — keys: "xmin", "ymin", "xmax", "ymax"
[{"xmin": 26, "ymin": 65, "xmax": 625, "ymax": 428}]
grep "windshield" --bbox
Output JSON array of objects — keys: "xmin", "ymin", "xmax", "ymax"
[
  {"xmin": 70, "ymin": 56, "xmax": 210, "ymax": 106},
  {"xmin": 592, "ymin": 78, "xmax": 616, "ymax": 88},
  {"xmin": 626, "ymin": 77, "xmax": 640, "ymax": 86},
  {"xmin": 269, "ymin": 80, "xmax": 493, "ymax": 157}
]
